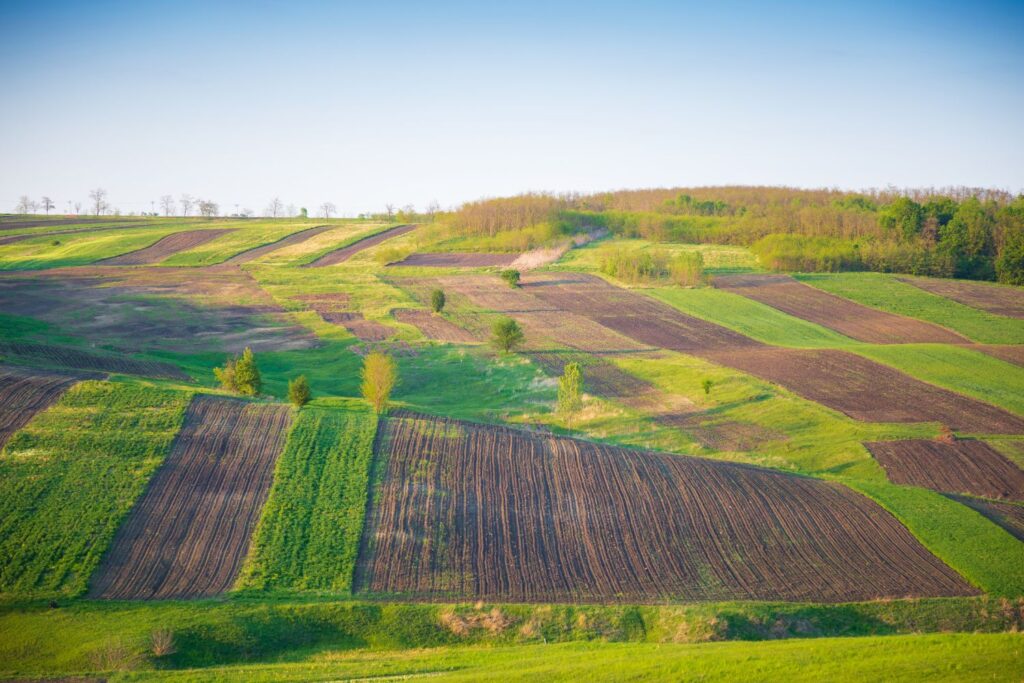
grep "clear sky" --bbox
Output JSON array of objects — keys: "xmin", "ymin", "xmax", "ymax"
[{"xmin": 1, "ymin": 0, "xmax": 1022, "ymax": 215}]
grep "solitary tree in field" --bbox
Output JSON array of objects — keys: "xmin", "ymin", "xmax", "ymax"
[
  {"xmin": 160, "ymin": 195, "xmax": 175, "ymax": 216},
  {"xmin": 557, "ymin": 362, "xmax": 584, "ymax": 430},
  {"xmin": 266, "ymin": 197, "xmax": 283, "ymax": 218},
  {"xmin": 431, "ymin": 289, "xmax": 446, "ymax": 314},
  {"xmin": 320, "ymin": 202, "xmax": 336, "ymax": 219},
  {"xmin": 288, "ymin": 375, "xmax": 311, "ymax": 408},
  {"xmin": 702, "ymin": 378, "xmax": 714, "ymax": 396},
  {"xmin": 214, "ymin": 346, "xmax": 262, "ymax": 396},
  {"xmin": 40, "ymin": 197, "xmax": 55, "ymax": 215},
  {"xmin": 491, "ymin": 317, "xmax": 524, "ymax": 353},
  {"xmin": 16, "ymin": 195, "xmax": 31, "ymax": 213},
  {"xmin": 179, "ymin": 194, "xmax": 194, "ymax": 217},
  {"xmin": 362, "ymin": 351, "xmax": 397, "ymax": 414},
  {"xmin": 500, "ymin": 269, "xmax": 520, "ymax": 288},
  {"xmin": 89, "ymin": 188, "xmax": 108, "ymax": 216}
]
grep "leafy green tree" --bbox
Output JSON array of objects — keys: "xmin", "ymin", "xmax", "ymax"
[
  {"xmin": 431, "ymin": 289, "xmax": 446, "ymax": 313},
  {"xmin": 288, "ymin": 375, "xmax": 311, "ymax": 408},
  {"xmin": 234, "ymin": 347, "xmax": 262, "ymax": 396},
  {"xmin": 557, "ymin": 362, "xmax": 584, "ymax": 430},
  {"xmin": 213, "ymin": 358, "xmax": 237, "ymax": 392},
  {"xmin": 939, "ymin": 198, "xmax": 997, "ymax": 279},
  {"xmin": 362, "ymin": 351, "xmax": 397, "ymax": 414},
  {"xmin": 702, "ymin": 378, "xmax": 714, "ymax": 395},
  {"xmin": 500, "ymin": 269, "xmax": 521, "ymax": 287},
  {"xmin": 491, "ymin": 317, "xmax": 524, "ymax": 352},
  {"xmin": 995, "ymin": 199, "xmax": 1024, "ymax": 285},
  {"xmin": 879, "ymin": 197, "xmax": 924, "ymax": 242}
]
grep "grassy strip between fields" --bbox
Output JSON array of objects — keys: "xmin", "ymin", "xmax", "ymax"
[
  {"xmin": 0, "ymin": 380, "xmax": 191, "ymax": 597},
  {"xmin": 159, "ymin": 220, "xmax": 323, "ymax": 266},
  {"xmin": 850, "ymin": 481, "xmax": 1024, "ymax": 596},
  {"xmin": 795, "ymin": 272, "xmax": 1024, "ymax": 344},
  {"xmin": 0, "ymin": 599, "xmax": 1022, "ymax": 679},
  {"xmin": 239, "ymin": 402, "xmax": 378, "ymax": 592}
]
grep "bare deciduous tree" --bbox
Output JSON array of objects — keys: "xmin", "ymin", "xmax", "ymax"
[
  {"xmin": 40, "ymin": 197, "xmax": 55, "ymax": 215},
  {"xmin": 426, "ymin": 200, "xmax": 441, "ymax": 221},
  {"xmin": 197, "ymin": 199, "xmax": 218, "ymax": 217},
  {"xmin": 16, "ymin": 195, "xmax": 31, "ymax": 213},
  {"xmin": 179, "ymin": 194, "xmax": 194, "ymax": 217},
  {"xmin": 266, "ymin": 197, "xmax": 283, "ymax": 217},
  {"xmin": 160, "ymin": 195, "xmax": 175, "ymax": 216},
  {"xmin": 319, "ymin": 202, "xmax": 336, "ymax": 219},
  {"xmin": 385, "ymin": 203, "xmax": 395, "ymax": 221},
  {"xmin": 73, "ymin": 201, "xmax": 82, "ymax": 215},
  {"xmin": 89, "ymin": 188, "xmax": 108, "ymax": 216}
]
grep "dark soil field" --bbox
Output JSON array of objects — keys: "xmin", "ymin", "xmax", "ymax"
[
  {"xmin": 222, "ymin": 224, "xmax": 333, "ymax": 264},
  {"xmin": 393, "ymin": 309, "xmax": 479, "ymax": 343},
  {"xmin": 711, "ymin": 348, "xmax": 1024, "ymax": 433},
  {"xmin": 89, "ymin": 396, "xmax": 291, "ymax": 600},
  {"xmin": 0, "ymin": 341, "xmax": 191, "ymax": 380},
  {"xmin": 392, "ymin": 252, "xmax": 518, "ymax": 268},
  {"xmin": 355, "ymin": 414, "xmax": 976, "ymax": 603},
  {"xmin": 900, "ymin": 277, "xmax": 1024, "ymax": 318},
  {"xmin": 307, "ymin": 224, "xmax": 417, "ymax": 266},
  {"xmin": 100, "ymin": 229, "xmax": 235, "ymax": 265},
  {"xmin": 946, "ymin": 494, "xmax": 1024, "ymax": 542},
  {"xmin": 0, "ymin": 365, "xmax": 84, "ymax": 449},
  {"xmin": 714, "ymin": 274, "xmax": 968, "ymax": 344},
  {"xmin": 865, "ymin": 439, "xmax": 1024, "ymax": 500}
]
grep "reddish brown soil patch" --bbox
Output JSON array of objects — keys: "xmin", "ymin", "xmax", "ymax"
[
  {"xmin": 393, "ymin": 309, "xmax": 478, "ymax": 343},
  {"xmin": 0, "ymin": 342, "xmax": 190, "ymax": 381},
  {"xmin": 715, "ymin": 274, "xmax": 968, "ymax": 344},
  {"xmin": 320, "ymin": 312, "xmax": 393, "ymax": 341},
  {"xmin": 307, "ymin": 224, "xmax": 417, "ymax": 267},
  {"xmin": 100, "ymin": 229, "xmax": 235, "ymax": 265},
  {"xmin": 355, "ymin": 414, "xmax": 975, "ymax": 603},
  {"xmin": 864, "ymin": 439, "xmax": 1024, "ymax": 500},
  {"xmin": 223, "ymin": 225, "xmax": 333, "ymax": 264},
  {"xmin": 90, "ymin": 396, "xmax": 291, "ymax": 599},
  {"xmin": 946, "ymin": 494, "xmax": 1024, "ymax": 541},
  {"xmin": 392, "ymin": 252, "xmax": 518, "ymax": 268},
  {"xmin": 973, "ymin": 345, "xmax": 1024, "ymax": 366},
  {"xmin": 0, "ymin": 365, "xmax": 85, "ymax": 449},
  {"xmin": 711, "ymin": 348, "xmax": 1024, "ymax": 433},
  {"xmin": 900, "ymin": 277, "xmax": 1024, "ymax": 318}
]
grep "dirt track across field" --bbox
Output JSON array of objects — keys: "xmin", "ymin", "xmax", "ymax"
[
  {"xmin": 0, "ymin": 365, "xmax": 85, "ymax": 449},
  {"xmin": 355, "ymin": 414, "xmax": 976, "ymax": 603},
  {"xmin": 714, "ymin": 274, "xmax": 968, "ymax": 344},
  {"xmin": 306, "ymin": 224, "xmax": 416, "ymax": 266},
  {"xmin": 223, "ymin": 225, "xmax": 333, "ymax": 264},
  {"xmin": 89, "ymin": 396, "xmax": 291, "ymax": 600},
  {"xmin": 100, "ymin": 229, "xmax": 234, "ymax": 265},
  {"xmin": 865, "ymin": 439, "xmax": 1024, "ymax": 500},
  {"xmin": 900, "ymin": 277, "xmax": 1024, "ymax": 318}
]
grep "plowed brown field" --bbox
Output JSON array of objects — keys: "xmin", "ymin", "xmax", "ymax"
[
  {"xmin": 392, "ymin": 252, "xmax": 518, "ymax": 268},
  {"xmin": 393, "ymin": 309, "xmax": 478, "ymax": 343},
  {"xmin": 900, "ymin": 277, "xmax": 1024, "ymax": 318},
  {"xmin": 320, "ymin": 312, "xmax": 393, "ymax": 341},
  {"xmin": 0, "ymin": 341, "xmax": 190, "ymax": 381},
  {"xmin": 355, "ymin": 414, "xmax": 975, "ymax": 603},
  {"xmin": 714, "ymin": 274, "xmax": 968, "ymax": 344},
  {"xmin": 90, "ymin": 396, "xmax": 291, "ymax": 600},
  {"xmin": 100, "ymin": 229, "xmax": 235, "ymax": 265},
  {"xmin": 946, "ymin": 494, "xmax": 1024, "ymax": 542},
  {"xmin": 865, "ymin": 439, "xmax": 1024, "ymax": 500},
  {"xmin": 974, "ymin": 345, "xmax": 1024, "ymax": 367},
  {"xmin": 0, "ymin": 365, "xmax": 83, "ymax": 449},
  {"xmin": 223, "ymin": 225, "xmax": 332, "ymax": 264},
  {"xmin": 307, "ymin": 224, "xmax": 417, "ymax": 266}
]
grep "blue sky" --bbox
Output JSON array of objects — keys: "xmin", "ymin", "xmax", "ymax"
[{"xmin": 1, "ymin": 1, "xmax": 1022, "ymax": 215}]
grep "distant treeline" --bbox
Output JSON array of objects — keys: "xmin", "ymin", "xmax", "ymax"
[{"xmin": 446, "ymin": 187, "xmax": 1024, "ymax": 284}]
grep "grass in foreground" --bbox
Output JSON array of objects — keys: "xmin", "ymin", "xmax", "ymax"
[
  {"xmin": 0, "ymin": 381, "xmax": 190, "ymax": 597},
  {"xmin": 239, "ymin": 402, "xmax": 378, "ymax": 592}
]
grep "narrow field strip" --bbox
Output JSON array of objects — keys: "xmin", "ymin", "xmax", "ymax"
[
  {"xmin": 714, "ymin": 273, "xmax": 968, "ymax": 344},
  {"xmin": 306, "ymin": 224, "xmax": 417, "ymax": 267},
  {"xmin": 392, "ymin": 252, "xmax": 518, "ymax": 268},
  {"xmin": 90, "ymin": 395, "xmax": 291, "ymax": 599},
  {"xmin": 901, "ymin": 276, "xmax": 1024, "ymax": 319},
  {"xmin": 865, "ymin": 439, "xmax": 1024, "ymax": 501},
  {"xmin": 356, "ymin": 414, "xmax": 976, "ymax": 603},
  {"xmin": 945, "ymin": 494, "xmax": 1024, "ymax": 542},
  {"xmin": 239, "ymin": 404, "xmax": 377, "ymax": 592},
  {"xmin": 0, "ymin": 341, "xmax": 190, "ymax": 381},
  {"xmin": 0, "ymin": 365, "xmax": 84, "ymax": 449},
  {"xmin": 99, "ymin": 229, "xmax": 235, "ymax": 265},
  {"xmin": 393, "ymin": 308, "xmax": 479, "ymax": 343},
  {"xmin": 222, "ymin": 224, "xmax": 333, "ymax": 264}
]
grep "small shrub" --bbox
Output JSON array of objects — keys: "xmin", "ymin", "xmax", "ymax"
[
  {"xmin": 491, "ymin": 317, "xmax": 524, "ymax": 353},
  {"xmin": 51, "ymin": 239, "xmax": 61, "ymax": 246},
  {"xmin": 150, "ymin": 628, "xmax": 177, "ymax": 657},
  {"xmin": 288, "ymin": 375, "xmax": 311, "ymax": 408},
  {"xmin": 702, "ymin": 378, "xmax": 714, "ymax": 395},
  {"xmin": 557, "ymin": 362, "xmax": 584, "ymax": 430},
  {"xmin": 500, "ymin": 269, "xmax": 520, "ymax": 287},
  {"xmin": 431, "ymin": 289, "xmax": 446, "ymax": 313},
  {"xmin": 214, "ymin": 347, "xmax": 261, "ymax": 396}
]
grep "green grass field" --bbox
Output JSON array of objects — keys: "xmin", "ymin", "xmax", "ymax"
[
  {"xmin": 0, "ymin": 381, "xmax": 190, "ymax": 597},
  {"xmin": 0, "ymin": 222, "xmax": 197, "ymax": 270}
]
